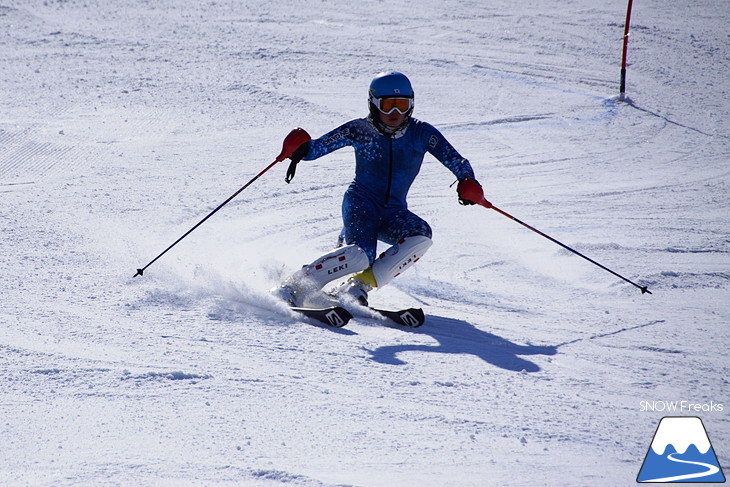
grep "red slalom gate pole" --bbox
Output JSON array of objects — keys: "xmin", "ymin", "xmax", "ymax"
[
  {"xmin": 620, "ymin": 0, "xmax": 634, "ymax": 99},
  {"xmin": 472, "ymin": 197, "xmax": 651, "ymax": 294},
  {"xmin": 133, "ymin": 128, "xmax": 310, "ymax": 278}
]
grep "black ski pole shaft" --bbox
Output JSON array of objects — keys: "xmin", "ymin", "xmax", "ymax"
[
  {"xmin": 476, "ymin": 199, "xmax": 651, "ymax": 294},
  {"xmin": 133, "ymin": 159, "xmax": 279, "ymax": 278},
  {"xmin": 134, "ymin": 128, "xmax": 311, "ymax": 278}
]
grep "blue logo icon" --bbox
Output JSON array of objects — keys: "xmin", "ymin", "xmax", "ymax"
[{"xmin": 637, "ymin": 416, "xmax": 726, "ymax": 483}]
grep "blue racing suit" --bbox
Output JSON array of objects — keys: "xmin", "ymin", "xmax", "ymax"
[{"xmin": 303, "ymin": 116, "xmax": 475, "ymax": 263}]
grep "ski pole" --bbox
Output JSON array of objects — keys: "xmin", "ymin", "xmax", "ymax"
[
  {"xmin": 619, "ymin": 0, "xmax": 634, "ymax": 99},
  {"xmin": 133, "ymin": 128, "xmax": 311, "ymax": 278},
  {"xmin": 472, "ymin": 196, "xmax": 651, "ymax": 294}
]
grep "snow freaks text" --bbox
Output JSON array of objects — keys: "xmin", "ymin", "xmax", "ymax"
[{"xmin": 640, "ymin": 401, "xmax": 724, "ymax": 413}]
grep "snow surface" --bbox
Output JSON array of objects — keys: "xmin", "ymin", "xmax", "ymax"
[{"xmin": 1, "ymin": 0, "xmax": 728, "ymax": 486}]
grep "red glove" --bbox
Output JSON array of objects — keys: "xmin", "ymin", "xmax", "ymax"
[
  {"xmin": 276, "ymin": 127, "xmax": 311, "ymax": 162},
  {"xmin": 457, "ymin": 178, "xmax": 490, "ymax": 207},
  {"xmin": 276, "ymin": 127, "xmax": 312, "ymax": 183}
]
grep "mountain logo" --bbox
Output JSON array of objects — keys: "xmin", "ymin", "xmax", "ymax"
[{"xmin": 637, "ymin": 416, "xmax": 726, "ymax": 483}]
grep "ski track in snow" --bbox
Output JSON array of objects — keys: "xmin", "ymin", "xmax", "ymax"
[{"xmin": 1, "ymin": 0, "xmax": 729, "ymax": 486}]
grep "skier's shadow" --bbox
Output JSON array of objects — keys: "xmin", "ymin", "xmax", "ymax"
[{"xmin": 366, "ymin": 315, "xmax": 557, "ymax": 372}]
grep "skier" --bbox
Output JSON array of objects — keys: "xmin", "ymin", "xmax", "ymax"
[{"xmin": 271, "ymin": 71, "xmax": 486, "ymax": 307}]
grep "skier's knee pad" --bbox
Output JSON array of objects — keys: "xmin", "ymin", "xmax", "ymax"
[
  {"xmin": 371, "ymin": 236, "xmax": 433, "ymax": 288},
  {"xmin": 297, "ymin": 244, "xmax": 370, "ymax": 289}
]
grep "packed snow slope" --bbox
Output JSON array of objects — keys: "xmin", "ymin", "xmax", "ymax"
[{"xmin": 1, "ymin": 1, "xmax": 728, "ymax": 486}]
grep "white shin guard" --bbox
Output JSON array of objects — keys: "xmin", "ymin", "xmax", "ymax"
[
  {"xmin": 371, "ymin": 235, "xmax": 433, "ymax": 287},
  {"xmin": 291, "ymin": 244, "xmax": 370, "ymax": 291}
]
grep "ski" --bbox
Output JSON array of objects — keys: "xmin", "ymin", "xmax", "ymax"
[
  {"xmin": 277, "ymin": 289, "xmax": 423, "ymax": 328},
  {"xmin": 367, "ymin": 307, "xmax": 426, "ymax": 328},
  {"xmin": 290, "ymin": 305, "xmax": 352, "ymax": 328}
]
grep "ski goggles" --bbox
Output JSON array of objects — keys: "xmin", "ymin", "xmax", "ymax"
[{"xmin": 371, "ymin": 96, "xmax": 413, "ymax": 114}]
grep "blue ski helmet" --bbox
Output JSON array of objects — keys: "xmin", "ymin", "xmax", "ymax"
[
  {"xmin": 368, "ymin": 71, "xmax": 414, "ymax": 125},
  {"xmin": 369, "ymin": 71, "xmax": 414, "ymax": 99}
]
